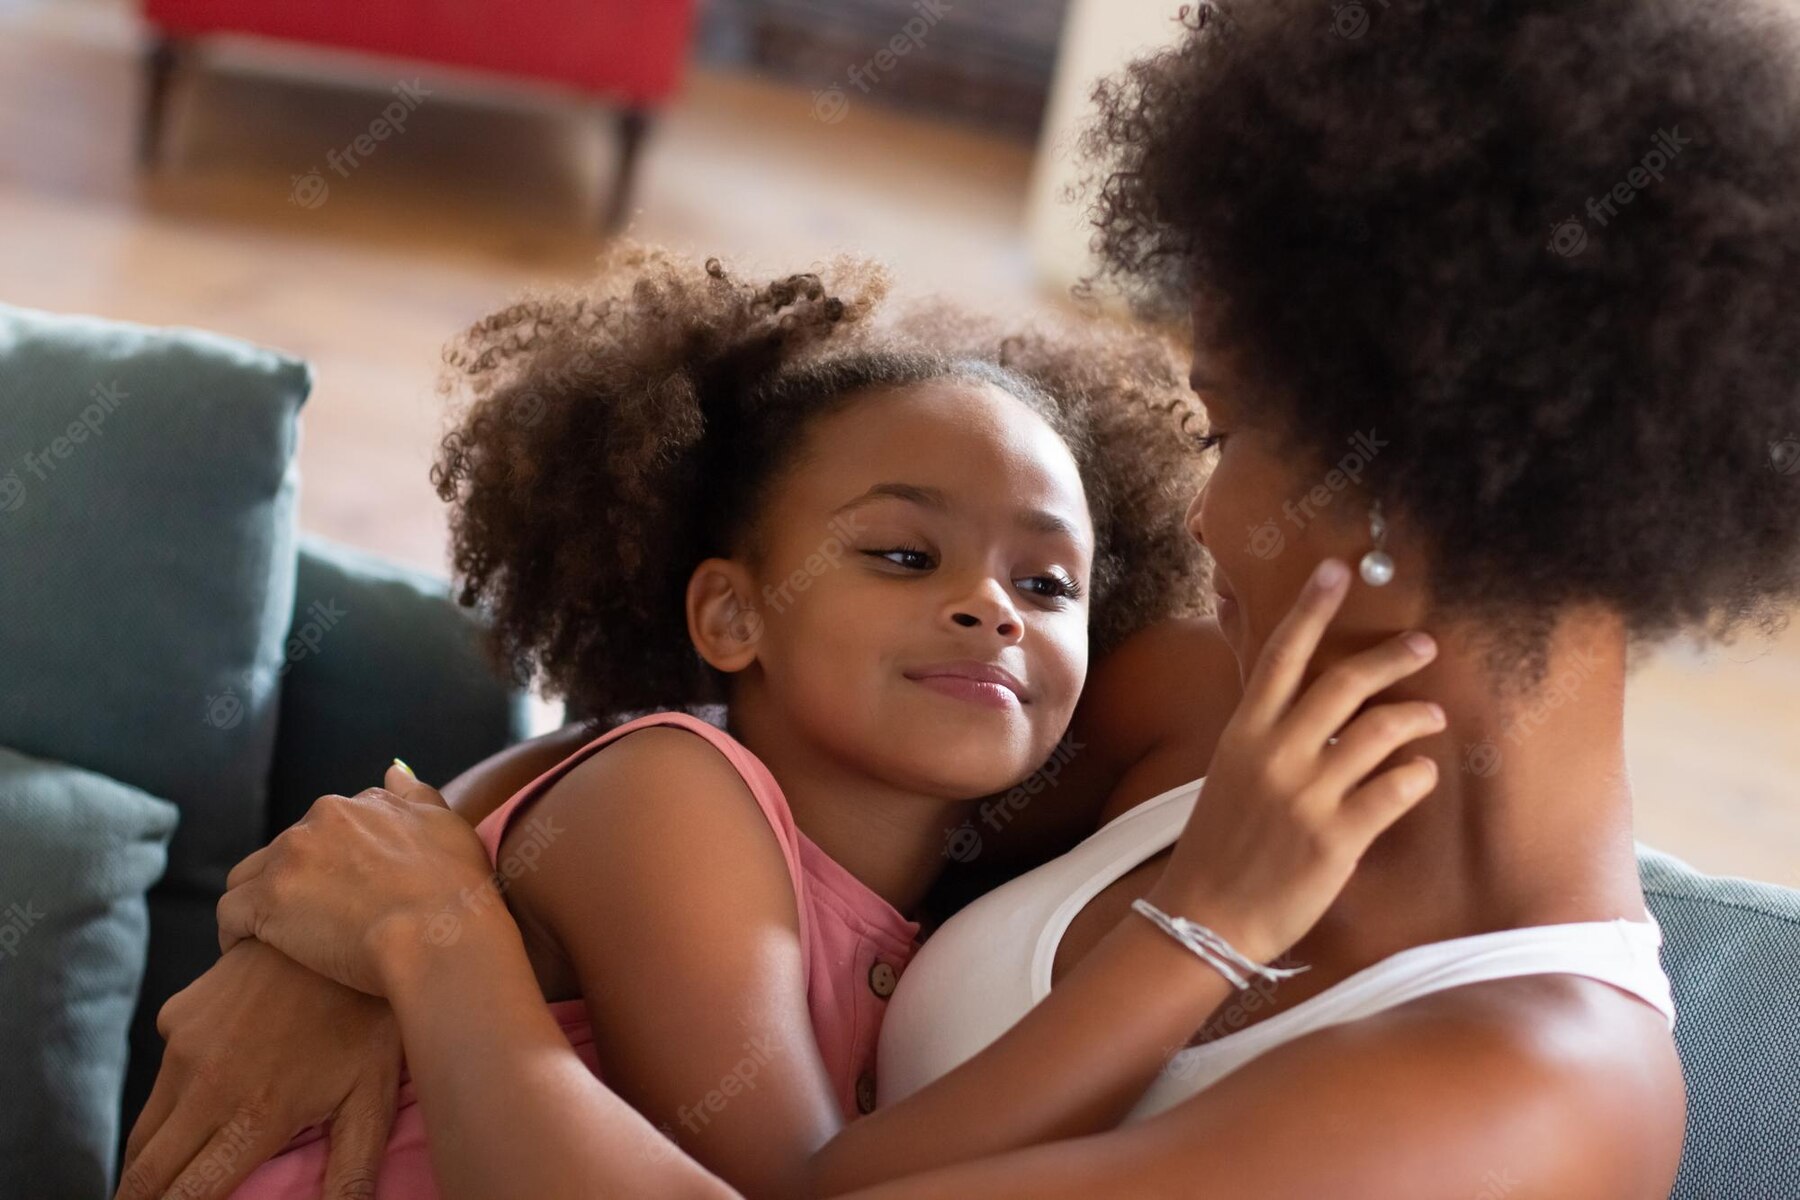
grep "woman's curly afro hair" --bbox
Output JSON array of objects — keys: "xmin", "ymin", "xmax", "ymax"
[
  {"xmin": 432, "ymin": 243, "xmax": 1211, "ymax": 721},
  {"xmin": 1080, "ymin": 0, "xmax": 1800, "ymax": 676}
]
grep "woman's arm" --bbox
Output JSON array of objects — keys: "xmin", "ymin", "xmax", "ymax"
[{"xmin": 115, "ymin": 729, "xmax": 595, "ymax": 1200}]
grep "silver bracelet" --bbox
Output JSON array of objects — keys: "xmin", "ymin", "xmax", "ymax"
[{"xmin": 1131, "ymin": 898, "xmax": 1311, "ymax": 991}]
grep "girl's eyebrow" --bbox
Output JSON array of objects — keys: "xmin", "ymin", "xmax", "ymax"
[{"xmin": 833, "ymin": 481, "xmax": 1087, "ymax": 543}]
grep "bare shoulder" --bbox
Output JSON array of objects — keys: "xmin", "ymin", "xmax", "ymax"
[
  {"xmin": 1130, "ymin": 974, "xmax": 1685, "ymax": 1198},
  {"xmin": 514, "ymin": 724, "xmax": 773, "ymax": 856},
  {"xmin": 499, "ymin": 723, "xmax": 798, "ymax": 941},
  {"xmin": 439, "ymin": 720, "xmax": 599, "ymax": 824}
]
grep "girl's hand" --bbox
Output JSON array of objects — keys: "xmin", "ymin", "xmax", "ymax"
[
  {"xmin": 216, "ymin": 764, "xmax": 503, "ymax": 997},
  {"xmin": 1145, "ymin": 557, "xmax": 1446, "ymax": 965}
]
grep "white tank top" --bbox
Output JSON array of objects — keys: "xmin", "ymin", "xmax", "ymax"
[{"xmin": 878, "ymin": 777, "xmax": 1677, "ymax": 1122}]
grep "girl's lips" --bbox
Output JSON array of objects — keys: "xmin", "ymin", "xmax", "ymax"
[{"xmin": 909, "ymin": 675, "xmax": 1021, "ymax": 710}]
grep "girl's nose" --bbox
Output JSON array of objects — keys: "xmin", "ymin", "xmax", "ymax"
[
  {"xmin": 951, "ymin": 609, "xmax": 1019, "ymax": 637},
  {"xmin": 948, "ymin": 577, "xmax": 1022, "ymax": 639},
  {"xmin": 1185, "ymin": 485, "xmax": 1208, "ymax": 548}
]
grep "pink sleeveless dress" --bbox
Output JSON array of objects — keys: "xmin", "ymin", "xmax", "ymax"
[{"xmin": 229, "ymin": 711, "xmax": 921, "ymax": 1199}]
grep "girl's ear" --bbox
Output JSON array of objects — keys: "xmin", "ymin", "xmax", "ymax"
[{"xmin": 687, "ymin": 558, "xmax": 766, "ymax": 674}]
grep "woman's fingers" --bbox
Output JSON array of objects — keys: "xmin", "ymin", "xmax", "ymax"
[
  {"xmin": 321, "ymin": 1076, "xmax": 400, "ymax": 1200},
  {"xmin": 157, "ymin": 1110, "xmax": 286, "ymax": 1200},
  {"xmin": 224, "ymin": 842, "xmax": 274, "ymax": 891},
  {"xmin": 1314, "ymin": 701, "xmax": 1447, "ymax": 795},
  {"xmin": 216, "ymin": 874, "xmax": 269, "ymax": 956},
  {"xmin": 1340, "ymin": 755, "xmax": 1441, "ymax": 847},
  {"xmin": 1283, "ymin": 630, "xmax": 1438, "ymax": 750},
  {"xmin": 1238, "ymin": 558, "xmax": 1353, "ymax": 729},
  {"xmin": 113, "ymin": 1112, "xmax": 220, "ymax": 1200},
  {"xmin": 117, "ymin": 1066, "xmax": 177, "ymax": 1186}
]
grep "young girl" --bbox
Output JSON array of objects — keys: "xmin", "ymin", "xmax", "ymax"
[{"xmin": 184, "ymin": 244, "xmax": 1196, "ymax": 1198}]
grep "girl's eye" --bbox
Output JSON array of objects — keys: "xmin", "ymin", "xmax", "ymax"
[
  {"xmin": 1192, "ymin": 431, "xmax": 1228, "ymax": 453},
  {"xmin": 1019, "ymin": 572, "xmax": 1084, "ymax": 602},
  {"xmin": 868, "ymin": 547, "xmax": 934, "ymax": 570}
]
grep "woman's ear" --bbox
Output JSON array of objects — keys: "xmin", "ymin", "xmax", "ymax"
[{"xmin": 687, "ymin": 558, "xmax": 766, "ymax": 674}]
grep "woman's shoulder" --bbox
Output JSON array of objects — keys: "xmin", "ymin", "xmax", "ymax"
[
  {"xmin": 1382, "ymin": 975, "xmax": 1684, "ymax": 1185},
  {"xmin": 1293, "ymin": 976, "xmax": 1681, "ymax": 1189},
  {"xmin": 1143, "ymin": 975, "xmax": 1683, "ymax": 1196}
]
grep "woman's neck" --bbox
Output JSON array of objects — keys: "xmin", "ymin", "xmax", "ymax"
[
  {"xmin": 1294, "ymin": 610, "xmax": 1646, "ymax": 971},
  {"xmin": 722, "ymin": 698, "xmax": 977, "ymax": 920}
]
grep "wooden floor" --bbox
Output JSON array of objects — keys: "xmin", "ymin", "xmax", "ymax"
[{"xmin": 4, "ymin": 0, "xmax": 1795, "ymax": 886}]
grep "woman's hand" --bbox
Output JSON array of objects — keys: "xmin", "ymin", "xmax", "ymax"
[
  {"xmin": 1146, "ymin": 557, "xmax": 1447, "ymax": 964},
  {"xmin": 114, "ymin": 940, "xmax": 402, "ymax": 1200},
  {"xmin": 216, "ymin": 764, "xmax": 504, "ymax": 997}
]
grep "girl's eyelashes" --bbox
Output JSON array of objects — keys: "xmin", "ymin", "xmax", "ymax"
[
  {"xmin": 1192, "ymin": 430, "xmax": 1229, "ymax": 453},
  {"xmin": 867, "ymin": 546, "xmax": 934, "ymax": 570},
  {"xmin": 1021, "ymin": 571, "xmax": 1084, "ymax": 602},
  {"xmin": 861, "ymin": 548, "xmax": 1085, "ymax": 604}
]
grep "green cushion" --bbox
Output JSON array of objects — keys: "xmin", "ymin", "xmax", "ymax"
[
  {"xmin": 0, "ymin": 303, "xmax": 309, "ymax": 894},
  {"xmin": 0, "ymin": 745, "xmax": 179, "ymax": 1200}
]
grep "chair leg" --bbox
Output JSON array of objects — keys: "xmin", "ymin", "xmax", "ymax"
[
  {"xmin": 139, "ymin": 34, "xmax": 183, "ymax": 169},
  {"xmin": 602, "ymin": 106, "xmax": 651, "ymax": 233}
]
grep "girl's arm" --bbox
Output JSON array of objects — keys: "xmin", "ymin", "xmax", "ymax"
[
  {"xmin": 379, "ymin": 896, "xmax": 736, "ymax": 1200},
  {"xmin": 827, "ymin": 989, "xmax": 1664, "ymax": 1200},
  {"xmin": 386, "ymin": 898, "xmax": 1650, "ymax": 1200},
  {"xmin": 494, "ymin": 725, "xmax": 845, "ymax": 1200}
]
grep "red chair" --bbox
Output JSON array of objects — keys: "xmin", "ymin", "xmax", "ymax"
[{"xmin": 138, "ymin": 0, "xmax": 697, "ymax": 229}]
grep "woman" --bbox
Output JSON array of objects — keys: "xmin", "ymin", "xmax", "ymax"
[{"xmin": 123, "ymin": 0, "xmax": 1800, "ymax": 1195}]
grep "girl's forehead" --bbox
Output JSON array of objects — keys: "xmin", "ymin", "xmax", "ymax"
[
  {"xmin": 811, "ymin": 378, "xmax": 1069, "ymax": 462},
  {"xmin": 812, "ymin": 386, "xmax": 1083, "ymax": 483},
  {"xmin": 777, "ymin": 386, "xmax": 1094, "ymax": 545}
]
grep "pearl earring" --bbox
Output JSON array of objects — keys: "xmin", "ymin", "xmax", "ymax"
[{"xmin": 1359, "ymin": 501, "xmax": 1395, "ymax": 587}]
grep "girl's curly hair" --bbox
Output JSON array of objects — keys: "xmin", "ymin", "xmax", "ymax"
[
  {"xmin": 1078, "ymin": 0, "xmax": 1800, "ymax": 681},
  {"xmin": 432, "ymin": 243, "xmax": 1211, "ymax": 721}
]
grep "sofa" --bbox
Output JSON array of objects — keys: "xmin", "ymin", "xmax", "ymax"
[
  {"xmin": 0, "ymin": 302, "xmax": 532, "ymax": 1198},
  {"xmin": 0, "ymin": 302, "xmax": 1795, "ymax": 1198}
]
